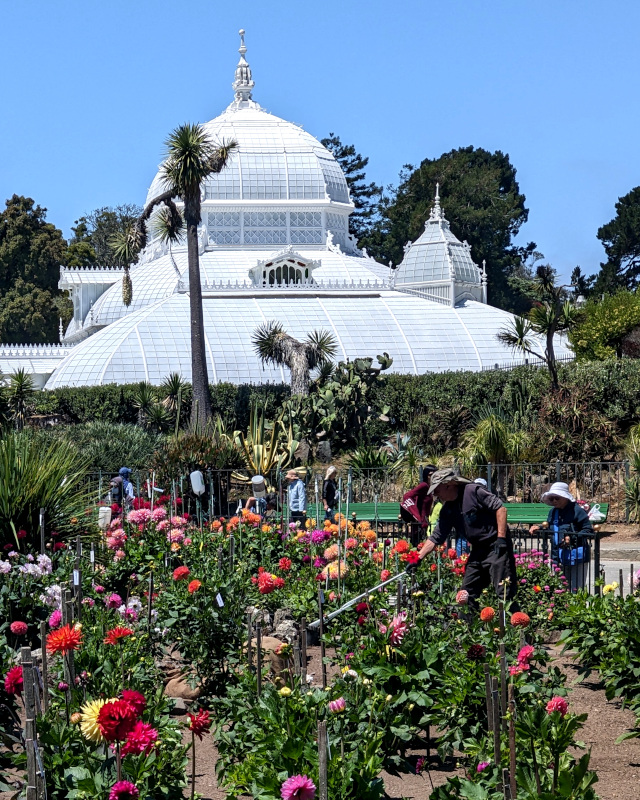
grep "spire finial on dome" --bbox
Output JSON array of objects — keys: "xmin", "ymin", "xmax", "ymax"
[
  {"xmin": 429, "ymin": 182, "xmax": 443, "ymax": 221},
  {"xmin": 232, "ymin": 28, "xmax": 255, "ymax": 104}
]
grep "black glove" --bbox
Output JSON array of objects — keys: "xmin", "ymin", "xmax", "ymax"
[
  {"xmin": 493, "ymin": 538, "xmax": 508, "ymax": 556},
  {"xmin": 405, "ymin": 559, "xmax": 419, "ymax": 574}
]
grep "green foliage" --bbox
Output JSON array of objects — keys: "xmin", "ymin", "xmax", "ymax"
[
  {"xmin": 74, "ymin": 204, "xmax": 142, "ymax": 266},
  {"xmin": 359, "ymin": 147, "xmax": 532, "ymax": 311},
  {"xmin": 233, "ymin": 403, "xmax": 298, "ymax": 475},
  {"xmin": 0, "ymin": 431, "xmax": 90, "ymax": 547},
  {"xmin": 321, "ymin": 132, "xmax": 382, "ymax": 242},
  {"xmin": 569, "ymin": 290, "xmax": 640, "ymax": 360},
  {"xmin": 47, "ymin": 422, "xmax": 163, "ymax": 473},
  {"xmin": 152, "ymin": 419, "xmax": 244, "ymax": 482},
  {"xmin": 595, "ymin": 185, "xmax": 640, "ymax": 292}
]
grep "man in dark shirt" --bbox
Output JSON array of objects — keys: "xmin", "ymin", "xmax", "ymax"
[{"xmin": 413, "ymin": 468, "xmax": 518, "ymax": 610}]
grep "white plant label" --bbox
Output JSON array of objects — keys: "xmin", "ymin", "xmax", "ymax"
[{"xmin": 216, "ymin": 593, "xmax": 224, "ymax": 607}]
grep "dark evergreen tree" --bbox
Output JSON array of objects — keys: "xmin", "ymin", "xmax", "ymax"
[
  {"xmin": 321, "ymin": 133, "xmax": 381, "ymax": 242},
  {"xmin": 359, "ymin": 147, "xmax": 534, "ymax": 312},
  {"xmin": 594, "ymin": 186, "xmax": 640, "ymax": 294},
  {"xmin": 79, "ymin": 204, "xmax": 142, "ymax": 266}
]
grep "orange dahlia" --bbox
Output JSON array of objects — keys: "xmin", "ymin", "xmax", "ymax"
[
  {"xmin": 104, "ymin": 626, "xmax": 134, "ymax": 646},
  {"xmin": 188, "ymin": 579, "xmax": 202, "ymax": 594},
  {"xmin": 479, "ymin": 607, "xmax": 496, "ymax": 623},
  {"xmin": 46, "ymin": 624, "xmax": 83, "ymax": 655},
  {"xmin": 510, "ymin": 612, "xmax": 531, "ymax": 628}
]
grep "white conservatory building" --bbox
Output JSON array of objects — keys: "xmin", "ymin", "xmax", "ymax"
[{"xmin": 5, "ymin": 32, "xmax": 571, "ymax": 389}]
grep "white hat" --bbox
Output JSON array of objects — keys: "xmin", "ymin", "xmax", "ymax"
[
  {"xmin": 541, "ymin": 482, "xmax": 575, "ymax": 505},
  {"xmin": 474, "ymin": 478, "xmax": 487, "ymax": 488}
]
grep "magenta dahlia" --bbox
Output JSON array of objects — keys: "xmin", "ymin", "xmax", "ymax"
[
  {"xmin": 280, "ymin": 774, "xmax": 316, "ymax": 800},
  {"xmin": 546, "ymin": 696, "xmax": 568, "ymax": 717},
  {"xmin": 109, "ymin": 781, "xmax": 139, "ymax": 800},
  {"xmin": 120, "ymin": 721, "xmax": 158, "ymax": 755}
]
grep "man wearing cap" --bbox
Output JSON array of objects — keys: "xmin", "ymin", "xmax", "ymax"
[
  {"xmin": 118, "ymin": 467, "xmax": 135, "ymax": 510},
  {"xmin": 412, "ymin": 468, "xmax": 518, "ymax": 609},
  {"xmin": 286, "ymin": 470, "xmax": 307, "ymax": 525},
  {"xmin": 530, "ymin": 482, "xmax": 592, "ymax": 590}
]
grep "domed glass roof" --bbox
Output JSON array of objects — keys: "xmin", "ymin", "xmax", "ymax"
[{"xmin": 395, "ymin": 186, "xmax": 482, "ymax": 287}]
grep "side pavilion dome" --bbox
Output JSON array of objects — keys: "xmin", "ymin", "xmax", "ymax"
[{"xmin": 45, "ymin": 31, "xmax": 572, "ymax": 390}]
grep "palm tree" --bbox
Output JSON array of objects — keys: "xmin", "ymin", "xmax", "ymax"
[
  {"xmin": 497, "ymin": 265, "xmax": 579, "ymax": 390},
  {"xmin": 5, "ymin": 369, "xmax": 35, "ymax": 431},
  {"xmin": 252, "ymin": 322, "xmax": 338, "ymax": 396},
  {"xmin": 112, "ymin": 124, "xmax": 237, "ymax": 427}
]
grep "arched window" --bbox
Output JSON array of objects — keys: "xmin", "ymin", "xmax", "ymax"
[{"xmin": 256, "ymin": 256, "xmax": 312, "ymax": 286}]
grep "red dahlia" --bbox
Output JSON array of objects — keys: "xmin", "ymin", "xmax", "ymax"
[
  {"xmin": 4, "ymin": 665, "xmax": 23, "ymax": 695},
  {"xmin": 46, "ymin": 624, "xmax": 83, "ymax": 655},
  {"xmin": 10, "ymin": 621, "xmax": 28, "ymax": 636},
  {"xmin": 188, "ymin": 579, "xmax": 201, "ymax": 594},
  {"xmin": 510, "ymin": 612, "xmax": 531, "ymax": 628},
  {"xmin": 97, "ymin": 699, "xmax": 137, "ymax": 742},
  {"xmin": 104, "ymin": 626, "xmax": 134, "ymax": 646},
  {"xmin": 172, "ymin": 566, "xmax": 190, "ymax": 581},
  {"xmin": 121, "ymin": 689, "xmax": 146, "ymax": 715},
  {"xmin": 187, "ymin": 709, "xmax": 211, "ymax": 740}
]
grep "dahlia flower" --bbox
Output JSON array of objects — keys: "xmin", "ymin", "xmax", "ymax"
[
  {"xmin": 109, "ymin": 781, "xmax": 140, "ymax": 800},
  {"xmin": 4, "ymin": 665, "xmax": 23, "ymax": 696},
  {"xmin": 80, "ymin": 698, "xmax": 107, "ymax": 742},
  {"xmin": 477, "ymin": 761, "xmax": 490, "ymax": 773},
  {"xmin": 105, "ymin": 593, "xmax": 123, "ymax": 609},
  {"xmin": 380, "ymin": 569, "xmax": 391, "ymax": 581},
  {"xmin": 311, "ymin": 529, "xmax": 328, "ymax": 544},
  {"xmin": 518, "ymin": 644, "xmax": 535, "ymax": 664},
  {"xmin": 121, "ymin": 689, "xmax": 146, "ymax": 715},
  {"xmin": 126, "ymin": 509, "xmax": 151, "ymax": 525},
  {"xmin": 121, "ymin": 721, "xmax": 158, "ymax": 755},
  {"xmin": 279, "ymin": 557, "xmax": 292, "ymax": 571},
  {"xmin": 0, "ymin": 560, "xmax": 10, "ymax": 574},
  {"xmin": 188, "ymin": 579, "xmax": 202, "ymax": 594},
  {"xmin": 328, "ymin": 697, "xmax": 346, "ymax": 713},
  {"xmin": 546, "ymin": 696, "xmax": 568, "ymax": 717},
  {"xmin": 320, "ymin": 561, "xmax": 348, "ymax": 580},
  {"xmin": 480, "ymin": 607, "xmax": 496, "ymax": 622},
  {"xmin": 151, "ymin": 506, "xmax": 167, "ymax": 521},
  {"xmin": 388, "ymin": 612, "xmax": 408, "ymax": 646},
  {"xmin": 10, "ymin": 621, "xmax": 27, "ymax": 636},
  {"xmin": 456, "ymin": 590, "xmax": 469, "ymax": 606},
  {"xmin": 97, "ymin": 699, "xmax": 137, "ymax": 742},
  {"xmin": 510, "ymin": 612, "xmax": 531, "ymax": 628},
  {"xmin": 466, "ymin": 644, "xmax": 486, "ymax": 661},
  {"xmin": 187, "ymin": 708, "xmax": 211, "ymax": 740},
  {"xmin": 324, "ymin": 544, "xmax": 339, "ymax": 562},
  {"xmin": 392, "ymin": 539, "xmax": 410, "ymax": 554},
  {"xmin": 104, "ymin": 626, "xmax": 134, "ymax": 646},
  {"xmin": 48, "ymin": 609, "xmax": 62, "ymax": 629},
  {"xmin": 280, "ymin": 774, "xmax": 316, "ymax": 800},
  {"xmin": 173, "ymin": 566, "xmax": 190, "ymax": 581},
  {"xmin": 46, "ymin": 624, "xmax": 83, "ymax": 655}
]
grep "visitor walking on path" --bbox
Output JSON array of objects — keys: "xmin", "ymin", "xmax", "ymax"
[
  {"xmin": 322, "ymin": 466, "xmax": 338, "ymax": 521},
  {"xmin": 530, "ymin": 481, "xmax": 593, "ymax": 590},
  {"xmin": 412, "ymin": 468, "xmax": 518, "ymax": 610},
  {"xmin": 286, "ymin": 469, "xmax": 307, "ymax": 526}
]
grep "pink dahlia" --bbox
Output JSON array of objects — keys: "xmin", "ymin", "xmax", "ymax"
[
  {"xmin": 10, "ymin": 621, "xmax": 28, "ymax": 636},
  {"xmin": 280, "ymin": 774, "xmax": 316, "ymax": 800},
  {"xmin": 109, "ymin": 781, "xmax": 140, "ymax": 800},
  {"xmin": 151, "ymin": 506, "xmax": 167, "ymax": 521},
  {"xmin": 518, "ymin": 644, "xmax": 535, "ymax": 664},
  {"xmin": 48, "ymin": 609, "xmax": 62, "ymax": 629},
  {"xmin": 4, "ymin": 665, "xmax": 23, "ymax": 695},
  {"xmin": 388, "ymin": 612, "xmax": 408, "ymax": 646},
  {"xmin": 121, "ymin": 721, "xmax": 158, "ymax": 755},
  {"xmin": 456, "ymin": 590, "xmax": 469, "ymax": 606},
  {"xmin": 105, "ymin": 593, "xmax": 123, "ymax": 609},
  {"xmin": 328, "ymin": 697, "xmax": 346, "ymax": 713},
  {"xmin": 546, "ymin": 696, "xmax": 568, "ymax": 717}
]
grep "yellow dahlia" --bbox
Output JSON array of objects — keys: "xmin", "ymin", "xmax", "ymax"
[{"xmin": 80, "ymin": 698, "xmax": 107, "ymax": 742}]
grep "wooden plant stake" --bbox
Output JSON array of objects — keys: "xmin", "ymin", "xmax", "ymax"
[
  {"xmin": 318, "ymin": 589, "xmax": 327, "ymax": 689},
  {"xmin": 229, "ymin": 534, "xmax": 235, "ymax": 570},
  {"xmin": 39, "ymin": 508, "xmax": 45, "ymax": 556},
  {"xmin": 21, "ymin": 648, "xmax": 38, "ymax": 800},
  {"xmin": 499, "ymin": 644, "xmax": 508, "ymax": 732},
  {"xmin": 247, "ymin": 613, "xmax": 253, "ymax": 671},
  {"xmin": 498, "ymin": 600, "xmax": 505, "ymax": 638},
  {"xmin": 491, "ymin": 677, "xmax": 501, "ymax": 767},
  {"xmin": 502, "ymin": 768, "xmax": 512, "ymax": 799},
  {"xmin": 300, "ymin": 617, "xmax": 307, "ymax": 684},
  {"xmin": 619, "ymin": 568, "xmax": 624, "ymax": 597},
  {"xmin": 508, "ymin": 684, "xmax": 517, "ymax": 798},
  {"xmin": 483, "ymin": 663, "xmax": 493, "ymax": 738},
  {"xmin": 396, "ymin": 577, "xmax": 403, "ymax": 611},
  {"xmin": 318, "ymin": 720, "xmax": 328, "ymax": 800},
  {"xmin": 39, "ymin": 622, "xmax": 49, "ymax": 713},
  {"xmin": 147, "ymin": 573, "xmax": 154, "ymax": 631},
  {"xmin": 255, "ymin": 624, "xmax": 262, "ymax": 700},
  {"xmin": 293, "ymin": 639, "xmax": 301, "ymax": 678}
]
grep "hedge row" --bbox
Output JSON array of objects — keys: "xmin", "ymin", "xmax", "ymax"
[{"xmin": 32, "ymin": 358, "xmax": 640, "ymax": 440}]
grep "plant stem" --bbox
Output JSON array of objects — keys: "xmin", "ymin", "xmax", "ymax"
[{"xmin": 190, "ymin": 730, "xmax": 196, "ymax": 800}]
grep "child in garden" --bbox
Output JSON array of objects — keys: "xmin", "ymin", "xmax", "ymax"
[{"xmin": 530, "ymin": 482, "xmax": 593, "ymax": 590}]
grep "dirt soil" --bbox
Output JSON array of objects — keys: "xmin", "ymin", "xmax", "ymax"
[
  {"xmin": 598, "ymin": 524, "xmax": 640, "ymax": 542},
  {"xmin": 2, "ymin": 645, "xmax": 638, "ymax": 800}
]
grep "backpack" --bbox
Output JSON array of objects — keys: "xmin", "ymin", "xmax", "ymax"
[{"xmin": 110, "ymin": 479, "xmax": 122, "ymax": 504}]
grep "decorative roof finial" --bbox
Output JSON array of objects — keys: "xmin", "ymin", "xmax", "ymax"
[
  {"xmin": 429, "ymin": 182, "xmax": 443, "ymax": 221},
  {"xmin": 232, "ymin": 28, "xmax": 255, "ymax": 104}
]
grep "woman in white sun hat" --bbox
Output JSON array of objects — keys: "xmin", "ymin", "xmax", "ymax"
[{"xmin": 530, "ymin": 482, "xmax": 593, "ymax": 590}]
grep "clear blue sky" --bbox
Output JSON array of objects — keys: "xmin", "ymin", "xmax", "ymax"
[{"xmin": 1, "ymin": 0, "xmax": 638, "ymax": 279}]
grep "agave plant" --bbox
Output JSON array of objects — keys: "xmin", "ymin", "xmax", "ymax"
[
  {"xmin": 0, "ymin": 432, "xmax": 90, "ymax": 547},
  {"xmin": 233, "ymin": 404, "xmax": 299, "ymax": 476}
]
